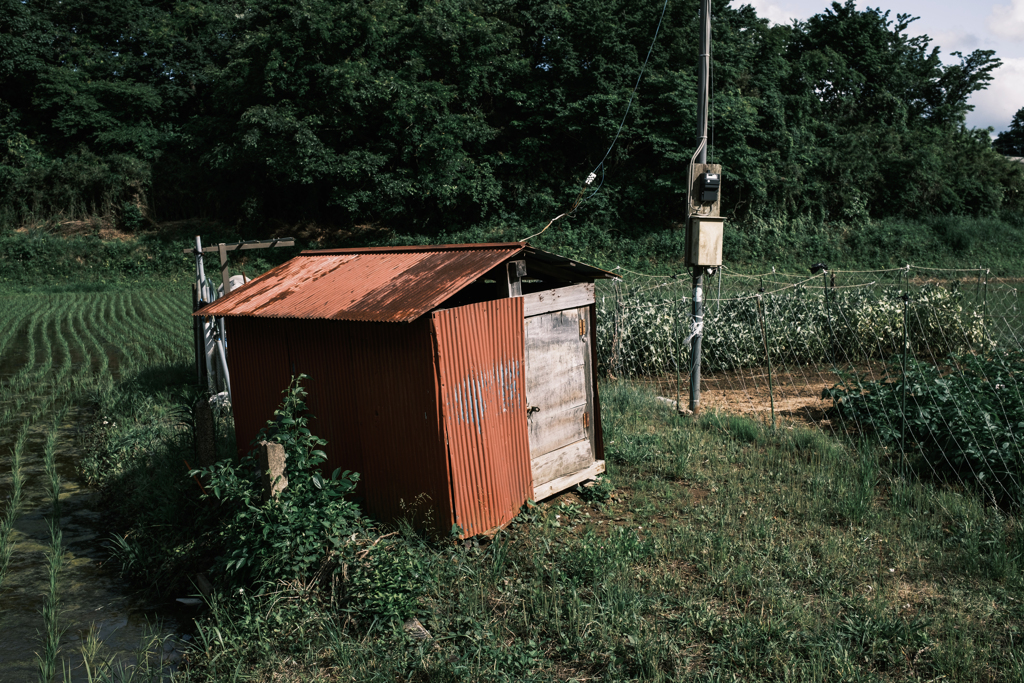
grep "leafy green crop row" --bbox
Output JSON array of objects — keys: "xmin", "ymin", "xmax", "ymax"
[
  {"xmin": 829, "ymin": 353, "xmax": 1024, "ymax": 506},
  {"xmin": 599, "ymin": 284, "xmax": 986, "ymax": 377}
]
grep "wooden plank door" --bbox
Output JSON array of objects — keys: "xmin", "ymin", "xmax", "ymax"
[{"xmin": 524, "ymin": 299, "xmax": 604, "ymax": 500}]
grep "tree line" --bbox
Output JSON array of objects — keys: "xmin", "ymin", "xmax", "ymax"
[{"xmin": 1, "ymin": 0, "xmax": 1022, "ymax": 241}]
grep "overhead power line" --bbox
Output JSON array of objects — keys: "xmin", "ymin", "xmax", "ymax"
[{"xmin": 520, "ymin": 0, "xmax": 672, "ymax": 242}]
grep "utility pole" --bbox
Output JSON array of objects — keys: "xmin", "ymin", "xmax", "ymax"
[{"xmin": 690, "ymin": 0, "xmax": 712, "ymax": 414}]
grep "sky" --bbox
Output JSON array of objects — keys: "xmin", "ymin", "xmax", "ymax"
[{"xmin": 739, "ymin": 0, "xmax": 1024, "ymax": 132}]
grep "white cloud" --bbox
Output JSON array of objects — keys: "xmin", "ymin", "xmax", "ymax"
[
  {"xmin": 966, "ymin": 57, "xmax": 1024, "ymax": 132},
  {"xmin": 737, "ymin": 0, "xmax": 870, "ymax": 27},
  {"xmin": 743, "ymin": 1, "xmax": 801, "ymax": 25},
  {"xmin": 930, "ymin": 31, "xmax": 980, "ymax": 54},
  {"xmin": 989, "ymin": 0, "xmax": 1024, "ymax": 40}
]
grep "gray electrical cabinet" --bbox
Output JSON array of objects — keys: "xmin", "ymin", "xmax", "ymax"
[{"xmin": 685, "ymin": 163, "xmax": 724, "ymax": 267}]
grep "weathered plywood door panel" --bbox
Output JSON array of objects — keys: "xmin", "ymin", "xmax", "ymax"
[
  {"xmin": 432, "ymin": 298, "xmax": 532, "ymax": 538},
  {"xmin": 530, "ymin": 439, "xmax": 593, "ymax": 488},
  {"xmin": 525, "ymin": 305, "xmax": 599, "ymax": 498}
]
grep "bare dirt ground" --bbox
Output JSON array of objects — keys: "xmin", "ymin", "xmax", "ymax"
[{"xmin": 628, "ymin": 362, "xmax": 896, "ymax": 433}]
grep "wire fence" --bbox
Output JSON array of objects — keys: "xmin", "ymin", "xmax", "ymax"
[{"xmin": 596, "ymin": 264, "xmax": 1024, "ymax": 507}]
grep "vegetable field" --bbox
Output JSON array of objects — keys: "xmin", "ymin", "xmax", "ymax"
[
  {"xmin": 598, "ymin": 264, "xmax": 1024, "ymax": 507},
  {"xmin": 0, "ymin": 286, "xmax": 191, "ymax": 681}
]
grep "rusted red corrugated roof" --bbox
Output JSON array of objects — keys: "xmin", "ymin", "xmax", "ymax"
[{"xmin": 198, "ymin": 245, "xmax": 524, "ymax": 323}]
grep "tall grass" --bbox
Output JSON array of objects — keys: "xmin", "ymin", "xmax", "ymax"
[{"xmin": 66, "ymin": 622, "xmax": 176, "ymax": 683}]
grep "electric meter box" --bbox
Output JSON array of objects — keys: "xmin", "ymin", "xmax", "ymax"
[
  {"xmin": 699, "ymin": 173, "xmax": 721, "ymax": 202},
  {"xmin": 686, "ymin": 215, "xmax": 725, "ymax": 267}
]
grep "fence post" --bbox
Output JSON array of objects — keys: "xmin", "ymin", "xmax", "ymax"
[
  {"xmin": 901, "ymin": 287, "xmax": 910, "ymax": 471},
  {"xmin": 259, "ymin": 441, "xmax": 289, "ymax": 503},
  {"xmin": 757, "ymin": 295, "xmax": 775, "ymax": 428},
  {"xmin": 192, "ymin": 283, "xmax": 204, "ymax": 386},
  {"xmin": 675, "ymin": 292, "xmax": 682, "ymax": 412},
  {"xmin": 612, "ymin": 280, "xmax": 621, "ymax": 378},
  {"xmin": 983, "ymin": 268, "xmax": 989, "ymax": 330},
  {"xmin": 716, "ymin": 267, "xmax": 723, "ymax": 317},
  {"xmin": 823, "ymin": 271, "xmax": 836, "ymax": 373}
]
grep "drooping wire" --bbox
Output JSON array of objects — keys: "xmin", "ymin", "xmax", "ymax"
[
  {"xmin": 586, "ymin": 0, "xmax": 671, "ymax": 192},
  {"xmin": 519, "ymin": 0, "xmax": 671, "ymax": 243}
]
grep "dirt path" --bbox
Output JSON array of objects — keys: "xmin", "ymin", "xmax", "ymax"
[{"xmin": 630, "ymin": 362, "xmax": 896, "ymax": 431}]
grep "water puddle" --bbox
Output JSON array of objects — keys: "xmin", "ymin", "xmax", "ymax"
[{"xmin": 0, "ymin": 336, "xmax": 187, "ymax": 680}]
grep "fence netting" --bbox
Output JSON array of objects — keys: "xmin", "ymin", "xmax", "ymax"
[{"xmin": 596, "ymin": 264, "xmax": 1024, "ymax": 507}]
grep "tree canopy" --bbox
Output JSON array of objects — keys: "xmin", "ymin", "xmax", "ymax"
[
  {"xmin": 995, "ymin": 107, "xmax": 1024, "ymax": 157},
  {"xmin": 1, "ymin": 0, "xmax": 1021, "ymax": 239}
]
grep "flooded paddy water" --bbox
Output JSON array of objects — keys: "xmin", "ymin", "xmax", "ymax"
[{"xmin": 0, "ymin": 288, "xmax": 193, "ymax": 681}]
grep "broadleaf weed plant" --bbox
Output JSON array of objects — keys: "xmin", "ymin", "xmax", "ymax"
[
  {"xmin": 828, "ymin": 351, "xmax": 1024, "ymax": 506},
  {"xmin": 195, "ymin": 375, "xmax": 424, "ymax": 621}
]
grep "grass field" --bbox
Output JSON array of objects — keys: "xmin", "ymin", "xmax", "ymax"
[
  {"xmin": 151, "ymin": 383, "xmax": 1024, "ymax": 682},
  {"xmin": 1, "ymin": 285, "xmax": 1023, "ymax": 681}
]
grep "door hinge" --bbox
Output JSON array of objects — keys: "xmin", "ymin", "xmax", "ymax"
[
  {"xmin": 583, "ymin": 412, "xmax": 589, "ymax": 429},
  {"xmin": 579, "ymin": 318, "xmax": 585, "ymax": 336}
]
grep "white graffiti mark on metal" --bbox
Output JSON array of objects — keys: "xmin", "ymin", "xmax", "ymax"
[{"xmin": 453, "ymin": 361, "xmax": 522, "ymax": 433}]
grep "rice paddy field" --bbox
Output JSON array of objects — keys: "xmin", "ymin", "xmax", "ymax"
[{"xmin": 0, "ymin": 286, "xmax": 192, "ymax": 681}]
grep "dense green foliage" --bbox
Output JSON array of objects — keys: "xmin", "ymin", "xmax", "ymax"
[
  {"xmin": 89, "ymin": 371, "xmax": 425, "ymax": 621},
  {"xmin": 197, "ymin": 377, "xmax": 424, "ymax": 619},
  {"xmin": 3, "ymin": 209, "xmax": 1024, "ymax": 290},
  {"xmin": 599, "ymin": 282, "xmax": 986, "ymax": 376},
  {"xmin": 198, "ymin": 377, "xmax": 368, "ymax": 584},
  {"xmin": 2, "ymin": 0, "xmax": 1021, "ymax": 246},
  {"xmin": 829, "ymin": 353, "xmax": 1024, "ymax": 507},
  {"xmin": 995, "ymin": 107, "xmax": 1024, "ymax": 156},
  {"xmin": 0, "ymin": 230, "xmax": 193, "ymax": 285}
]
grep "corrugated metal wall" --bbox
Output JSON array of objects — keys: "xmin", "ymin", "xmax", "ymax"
[
  {"xmin": 226, "ymin": 316, "xmax": 454, "ymax": 530},
  {"xmin": 328, "ymin": 318, "xmax": 452, "ymax": 529},
  {"xmin": 225, "ymin": 317, "xmax": 292, "ymax": 460},
  {"xmin": 432, "ymin": 298, "xmax": 531, "ymax": 537}
]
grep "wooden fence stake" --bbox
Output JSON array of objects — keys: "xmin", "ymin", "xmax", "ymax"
[{"xmin": 259, "ymin": 442, "xmax": 288, "ymax": 502}]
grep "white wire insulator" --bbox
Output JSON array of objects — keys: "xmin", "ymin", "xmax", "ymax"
[{"xmin": 683, "ymin": 317, "xmax": 704, "ymax": 346}]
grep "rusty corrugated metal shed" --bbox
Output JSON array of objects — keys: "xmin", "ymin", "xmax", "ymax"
[
  {"xmin": 209, "ymin": 241, "xmax": 612, "ymax": 535},
  {"xmin": 432, "ymin": 298, "xmax": 531, "ymax": 536},
  {"xmin": 199, "ymin": 245, "xmax": 522, "ymax": 322}
]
